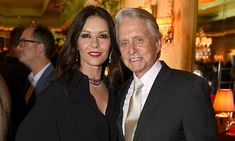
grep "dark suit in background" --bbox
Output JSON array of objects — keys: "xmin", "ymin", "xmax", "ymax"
[
  {"xmin": 34, "ymin": 64, "xmax": 55, "ymax": 95},
  {"xmin": 25, "ymin": 63, "xmax": 55, "ymax": 113},
  {"xmin": 0, "ymin": 56, "xmax": 29, "ymax": 89}
]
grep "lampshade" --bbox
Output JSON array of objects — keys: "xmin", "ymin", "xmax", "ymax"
[{"xmin": 213, "ymin": 89, "xmax": 235, "ymax": 112}]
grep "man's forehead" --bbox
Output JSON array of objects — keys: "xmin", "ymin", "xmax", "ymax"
[{"xmin": 21, "ymin": 27, "xmax": 34, "ymax": 37}]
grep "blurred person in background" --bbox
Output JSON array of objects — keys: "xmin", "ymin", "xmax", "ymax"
[
  {"xmin": 0, "ymin": 73, "xmax": 11, "ymax": 141},
  {"xmin": 17, "ymin": 25, "xmax": 56, "ymax": 114},
  {"xmin": 0, "ymin": 26, "xmax": 30, "ymax": 140}
]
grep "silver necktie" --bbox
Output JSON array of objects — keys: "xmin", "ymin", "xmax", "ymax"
[{"xmin": 125, "ymin": 79, "xmax": 144, "ymax": 141}]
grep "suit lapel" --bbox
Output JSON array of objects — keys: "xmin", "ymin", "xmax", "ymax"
[
  {"xmin": 116, "ymin": 107, "xmax": 125, "ymax": 141},
  {"xmin": 34, "ymin": 64, "xmax": 55, "ymax": 96},
  {"xmin": 134, "ymin": 61, "xmax": 172, "ymax": 140}
]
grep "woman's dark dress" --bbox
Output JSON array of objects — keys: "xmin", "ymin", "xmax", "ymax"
[{"xmin": 15, "ymin": 71, "xmax": 119, "ymax": 141}]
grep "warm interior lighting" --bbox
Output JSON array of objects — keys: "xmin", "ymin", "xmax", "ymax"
[
  {"xmin": 214, "ymin": 89, "xmax": 235, "ymax": 113},
  {"xmin": 214, "ymin": 54, "xmax": 224, "ymax": 62},
  {"xmin": 155, "ymin": 0, "xmax": 174, "ymax": 45},
  {"xmin": 0, "ymin": 26, "xmax": 13, "ymax": 31},
  {"xmin": 157, "ymin": 17, "xmax": 172, "ymax": 25},
  {"xmin": 157, "ymin": 17, "xmax": 173, "ymax": 44},
  {"xmin": 214, "ymin": 89, "xmax": 235, "ymax": 133},
  {"xmin": 199, "ymin": 0, "xmax": 215, "ymax": 4},
  {"xmin": 213, "ymin": 89, "xmax": 235, "ymax": 136},
  {"xmin": 195, "ymin": 28, "xmax": 212, "ymax": 63},
  {"xmin": 213, "ymin": 89, "xmax": 235, "ymax": 134}
]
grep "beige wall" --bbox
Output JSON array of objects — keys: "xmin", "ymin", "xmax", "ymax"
[{"xmin": 122, "ymin": 0, "xmax": 197, "ymax": 71}]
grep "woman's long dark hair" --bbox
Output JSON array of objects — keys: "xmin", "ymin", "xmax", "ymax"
[{"xmin": 56, "ymin": 5, "xmax": 124, "ymax": 88}]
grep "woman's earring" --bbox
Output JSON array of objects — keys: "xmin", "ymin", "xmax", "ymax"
[
  {"xmin": 75, "ymin": 57, "xmax": 79, "ymax": 62},
  {"xmin": 75, "ymin": 48, "xmax": 79, "ymax": 62},
  {"xmin": 108, "ymin": 53, "xmax": 112, "ymax": 63}
]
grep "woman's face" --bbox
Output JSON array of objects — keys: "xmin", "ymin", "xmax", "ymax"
[{"xmin": 77, "ymin": 15, "xmax": 111, "ymax": 70}]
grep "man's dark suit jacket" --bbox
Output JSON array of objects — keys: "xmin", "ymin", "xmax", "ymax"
[
  {"xmin": 26, "ymin": 63, "xmax": 55, "ymax": 113},
  {"xmin": 117, "ymin": 61, "xmax": 218, "ymax": 141}
]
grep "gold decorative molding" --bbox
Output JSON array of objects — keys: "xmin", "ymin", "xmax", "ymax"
[
  {"xmin": 199, "ymin": 0, "xmax": 215, "ymax": 4},
  {"xmin": 155, "ymin": 0, "xmax": 174, "ymax": 44}
]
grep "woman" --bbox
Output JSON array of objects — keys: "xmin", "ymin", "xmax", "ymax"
[{"xmin": 15, "ymin": 6, "xmax": 124, "ymax": 141}]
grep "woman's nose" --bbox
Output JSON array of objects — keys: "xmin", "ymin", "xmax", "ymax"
[{"xmin": 91, "ymin": 37, "xmax": 99, "ymax": 48}]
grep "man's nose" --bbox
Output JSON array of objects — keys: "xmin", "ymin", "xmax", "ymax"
[{"xmin": 129, "ymin": 42, "xmax": 137, "ymax": 55}]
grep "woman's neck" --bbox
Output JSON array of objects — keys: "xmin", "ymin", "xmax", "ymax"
[{"xmin": 80, "ymin": 66, "xmax": 102, "ymax": 80}]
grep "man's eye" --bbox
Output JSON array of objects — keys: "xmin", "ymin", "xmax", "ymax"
[
  {"xmin": 80, "ymin": 34, "xmax": 91, "ymax": 38},
  {"xmin": 120, "ymin": 41, "xmax": 128, "ymax": 47},
  {"xmin": 135, "ymin": 37, "xmax": 144, "ymax": 43},
  {"xmin": 99, "ymin": 34, "xmax": 109, "ymax": 39}
]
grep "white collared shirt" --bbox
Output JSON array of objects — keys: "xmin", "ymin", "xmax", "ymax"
[
  {"xmin": 28, "ymin": 63, "xmax": 51, "ymax": 87},
  {"xmin": 122, "ymin": 60, "xmax": 162, "ymax": 134}
]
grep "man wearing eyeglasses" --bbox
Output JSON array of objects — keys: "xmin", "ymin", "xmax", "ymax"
[{"xmin": 17, "ymin": 25, "xmax": 56, "ymax": 114}]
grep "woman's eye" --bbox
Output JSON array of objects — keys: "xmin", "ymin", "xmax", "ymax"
[
  {"xmin": 99, "ymin": 34, "xmax": 109, "ymax": 39},
  {"xmin": 80, "ymin": 34, "xmax": 91, "ymax": 38}
]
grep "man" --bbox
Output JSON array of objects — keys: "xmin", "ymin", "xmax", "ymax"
[
  {"xmin": 0, "ymin": 27, "xmax": 30, "ymax": 140},
  {"xmin": 115, "ymin": 8, "xmax": 217, "ymax": 141},
  {"xmin": 17, "ymin": 25, "xmax": 56, "ymax": 112}
]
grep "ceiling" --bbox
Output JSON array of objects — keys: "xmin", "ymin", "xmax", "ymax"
[
  {"xmin": 0, "ymin": 0, "xmax": 62, "ymax": 30},
  {"xmin": 198, "ymin": 0, "xmax": 235, "ymax": 33},
  {"xmin": 0, "ymin": 0, "xmax": 235, "ymax": 32},
  {"xmin": 198, "ymin": 0, "xmax": 235, "ymax": 22}
]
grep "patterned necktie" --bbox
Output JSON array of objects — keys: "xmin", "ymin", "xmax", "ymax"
[{"xmin": 125, "ymin": 79, "xmax": 144, "ymax": 141}]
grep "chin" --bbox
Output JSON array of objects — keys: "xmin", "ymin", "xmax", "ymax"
[
  {"xmin": 129, "ymin": 64, "xmax": 143, "ymax": 71},
  {"xmin": 131, "ymin": 68, "xmax": 143, "ymax": 74},
  {"xmin": 89, "ymin": 62, "xmax": 105, "ymax": 67}
]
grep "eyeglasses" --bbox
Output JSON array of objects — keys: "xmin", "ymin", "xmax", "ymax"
[{"xmin": 19, "ymin": 39, "xmax": 41, "ymax": 47}]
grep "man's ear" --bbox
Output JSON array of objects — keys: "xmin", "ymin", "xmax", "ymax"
[
  {"xmin": 155, "ymin": 40, "xmax": 162, "ymax": 52},
  {"xmin": 38, "ymin": 43, "xmax": 45, "ymax": 54}
]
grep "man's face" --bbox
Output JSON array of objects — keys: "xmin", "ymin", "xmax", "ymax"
[
  {"xmin": 17, "ymin": 27, "xmax": 41, "ymax": 67},
  {"xmin": 118, "ymin": 17, "xmax": 161, "ymax": 78}
]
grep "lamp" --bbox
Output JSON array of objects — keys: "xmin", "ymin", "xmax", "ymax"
[
  {"xmin": 213, "ymin": 89, "xmax": 235, "ymax": 132},
  {"xmin": 213, "ymin": 89, "xmax": 235, "ymax": 114}
]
